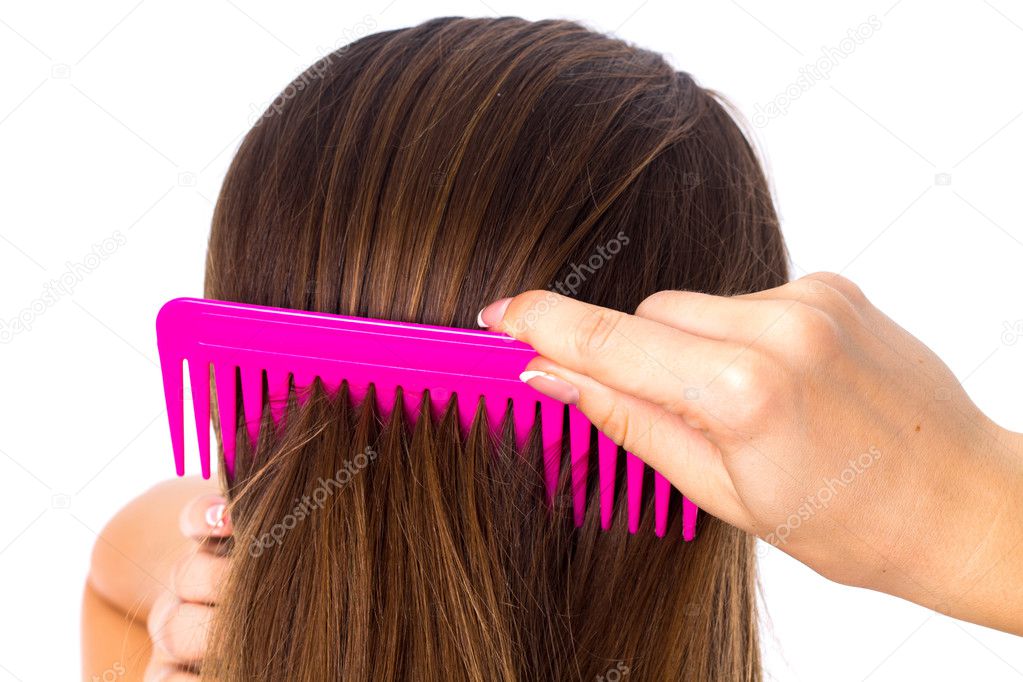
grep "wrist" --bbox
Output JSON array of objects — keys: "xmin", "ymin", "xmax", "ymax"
[
  {"xmin": 921, "ymin": 422, "xmax": 1023, "ymax": 632},
  {"xmin": 851, "ymin": 417, "xmax": 1023, "ymax": 634}
]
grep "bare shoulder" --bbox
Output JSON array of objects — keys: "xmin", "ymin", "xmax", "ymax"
[{"xmin": 87, "ymin": 475, "xmax": 220, "ymax": 617}]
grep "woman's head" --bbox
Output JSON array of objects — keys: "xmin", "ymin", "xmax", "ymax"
[{"xmin": 205, "ymin": 16, "xmax": 786, "ymax": 680}]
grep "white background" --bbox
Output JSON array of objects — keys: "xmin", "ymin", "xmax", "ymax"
[{"xmin": 2, "ymin": 1, "xmax": 1022, "ymax": 680}]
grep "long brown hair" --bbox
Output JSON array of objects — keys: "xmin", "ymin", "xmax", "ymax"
[{"xmin": 204, "ymin": 16, "xmax": 787, "ymax": 681}]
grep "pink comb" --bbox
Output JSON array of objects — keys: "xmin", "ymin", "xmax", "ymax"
[{"xmin": 156, "ymin": 297, "xmax": 697, "ymax": 539}]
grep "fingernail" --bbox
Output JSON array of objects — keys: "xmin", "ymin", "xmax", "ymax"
[
  {"xmin": 205, "ymin": 503, "xmax": 227, "ymax": 532},
  {"xmin": 477, "ymin": 297, "xmax": 513, "ymax": 327},
  {"xmin": 519, "ymin": 370, "xmax": 580, "ymax": 404}
]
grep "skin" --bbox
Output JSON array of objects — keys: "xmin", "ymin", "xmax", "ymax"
[
  {"xmin": 83, "ymin": 271, "xmax": 1022, "ymax": 677},
  {"xmin": 481, "ymin": 272, "xmax": 1023, "ymax": 635},
  {"xmin": 83, "ymin": 476, "xmax": 228, "ymax": 681}
]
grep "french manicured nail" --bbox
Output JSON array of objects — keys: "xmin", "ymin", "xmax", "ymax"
[
  {"xmin": 519, "ymin": 370, "xmax": 580, "ymax": 404},
  {"xmin": 477, "ymin": 297, "xmax": 513, "ymax": 327},
  {"xmin": 205, "ymin": 502, "xmax": 228, "ymax": 534}
]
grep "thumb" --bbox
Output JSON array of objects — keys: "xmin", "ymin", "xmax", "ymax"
[{"xmin": 521, "ymin": 357, "xmax": 750, "ymax": 532}]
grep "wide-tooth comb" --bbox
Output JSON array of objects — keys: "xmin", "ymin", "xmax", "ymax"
[{"xmin": 156, "ymin": 298, "xmax": 697, "ymax": 539}]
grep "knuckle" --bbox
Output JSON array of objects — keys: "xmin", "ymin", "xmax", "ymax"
[
  {"xmin": 803, "ymin": 271, "xmax": 845, "ymax": 287},
  {"xmin": 778, "ymin": 303, "xmax": 841, "ymax": 354},
  {"xmin": 592, "ymin": 400, "xmax": 634, "ymax": 449},
  {"xmin": 172, "ymin": 553, "xmax": 213, "ymax": 602},
  {"xmin": 169, "ymin": 560, "xmax": 186, "ymax": 596},
  {"xmin": 829, "ymin": 274, "xmax": 865, "ymax": 302},
  {"xmin": 716, "ymin": 354, "xmax": 758, "ymax": 398},
  {"xmin": 717, "ymin": 353, "xmax": 775, "ymax": 423},
  {"xmin": 159, "ymin": 627, "xmax": 185, "ymax": 660},
  {"xmin": 161, "ymin": 603, "xmax": 208, "ymax": 662},
  {"xmin": 801, "ymin": 272, "xmax": 867, "ymax": 308},
  {"xmin": 147, "ymin": 592, "xmax": 174, "ymax": 637},
  {"xmin": 148, "ymin": 598, "xmax": 187, "ymax": 659},
  {"xmin": 572, "ymin": 306, "xmax": 622, "ymax": 356}
]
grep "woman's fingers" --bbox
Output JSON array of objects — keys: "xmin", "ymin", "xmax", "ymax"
[
  {"xmin": 481, "ymin": 291, "xmax": 757, "ymax": 432},
  {"xmin": 145, "ymin": 492, "xmax": 230, "ymax": 677},
  {"xmin": 737, "ymin": 271, "xmax": 868, "ymax": 305},
  {"xmin": 143, "ymin": 648, "xmax": 199, "ymax": 681},
  {"xmin": 524, "ymin": 356, "xmax": 750, "ymax": 530},
  {"xmin": 171, "ymin": 549, "xmax": 229, "ymax": 605},
  {"xmin": 633, "ymin": 289, "xmax": 792, "ymax": 343},
  {"xmin": 484, "ymin": 279, "xmax": 1023, "ymax": 635},
  {"xmin": 148, "ymin": 590, "xmax": 214, "ymax": 667}
]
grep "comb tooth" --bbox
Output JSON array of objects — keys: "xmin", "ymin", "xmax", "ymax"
[
  {"xmin": 266, "ymin": 370, "xmax": 290, "ymax": 425},
  {"xmin": 187, "ymin": 359, "xmax": 212, "ymax": 479},
  {"xmin": 214, "ymin": 363, "xmax": 237, "ymax": 479},
  {"xmin": 240, "ymin": 366, "xmax": 264, "ymax": 447},
  {"xmin": 568, "ymin": 409, "xmax": 590, "ymax": 527},
  {"xmin": 654, "ymin": 472, "xmax": 671, "ymax": 538},
  {"xmin": 682, "ymin": 497, "xmax": 698, "ymax": 541},
  {"xmin": 626, "ymin": 452, "xmax": 644, "ymax": 534},
  {"xmin": 596, "ymin": 433, "xmax": 618, "ymax": 530},
  {"xmin": 419, "ymin": 388, "xmax": 438, "ymax": 423},
  {"xmin": 483, "ymin": 396, "xmax": 506, "ymax": 440},
  {"xmin": 540, "ymin": 403, "xmax": 562, "ymax": 505},
  {"xmin": 159, "ymin": 354, "xmax": 185, "ymax": 476}
]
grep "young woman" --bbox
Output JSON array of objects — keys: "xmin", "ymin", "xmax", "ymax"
[{"xmin": 82, "ymin": 15, "xmax": 1023, "ymax": 682}]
